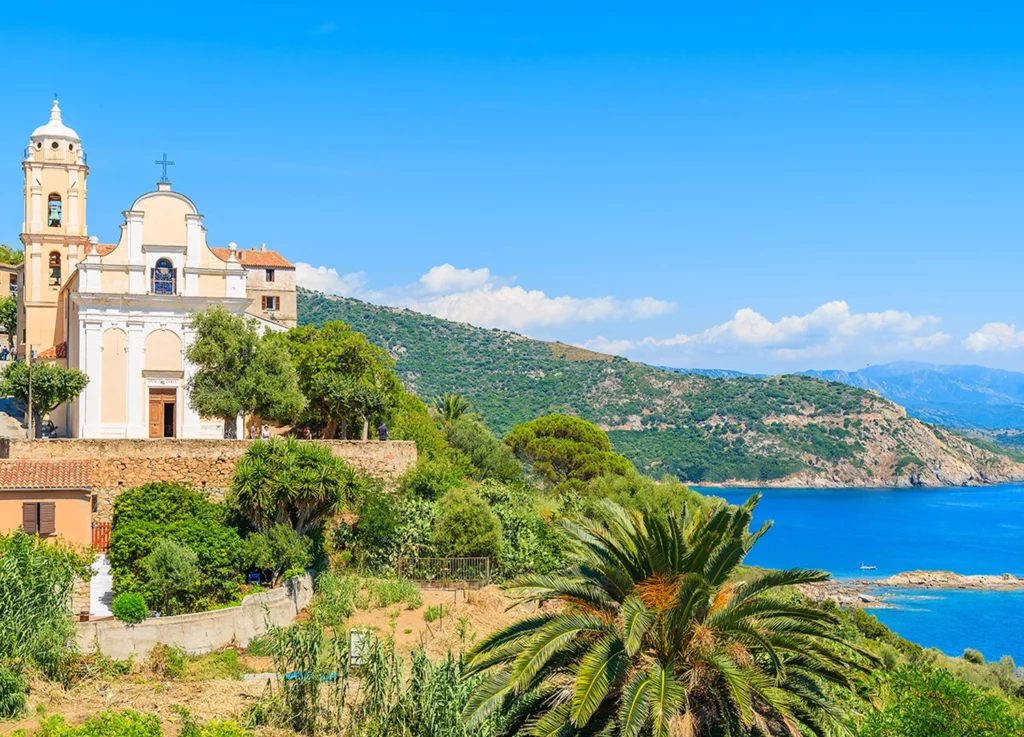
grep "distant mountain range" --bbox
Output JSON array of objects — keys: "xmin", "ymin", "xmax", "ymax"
[
  {"xmin": 799, "ymin": 362, "xmax": 1024, "ymax": 431},
  {"xmin": 661, "ymin": 362, "xmax": 1024, "ymax": 431}
]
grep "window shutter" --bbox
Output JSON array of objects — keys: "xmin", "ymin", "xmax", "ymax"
[
  {"xmin": 39, "ymin": 502, "xmax": 56, "ymax": 536},
  {"xmin": 261, "ymin": 296, "xmax": 267, "ymax": 309},
  {"xmin": 22, "ymin": 502, "xmax": 38, "ymax": 534}
]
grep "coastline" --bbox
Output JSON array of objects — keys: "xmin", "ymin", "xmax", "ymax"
[
  {"xmin": 698, "ymin": 475, "xmax": 1024, "ymax": 489},
  {"xmin": 798, "ymin": 570, "xmax": 1024, "ymax": 609}
]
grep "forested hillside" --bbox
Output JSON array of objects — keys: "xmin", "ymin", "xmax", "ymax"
[{"xmin": 298, "ymin": 289, "xmax": 1024, "ymax": 487}]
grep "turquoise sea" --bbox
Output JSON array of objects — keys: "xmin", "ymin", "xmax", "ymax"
[{"xmin": 711, "ymin": 484, "xmax": 1024, "ymax": 663}]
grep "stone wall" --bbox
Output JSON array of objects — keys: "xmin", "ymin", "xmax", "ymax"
[
  {"xmin": 77, "ymin": 573, "xmax": 314, "ymax": 658},
  {"xmin": 0, "ymin": 439, "xmax": 416, "ymax": 521}
]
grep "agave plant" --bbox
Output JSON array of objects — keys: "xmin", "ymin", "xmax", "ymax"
[{"xmin": 463, "ymin": 496, "xmax": 872, "ymax": 737}]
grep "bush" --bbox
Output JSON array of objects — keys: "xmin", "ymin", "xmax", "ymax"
[
  {"xmin": 109, "ymin": 483, "xmax": 243, "ymax": 611},
  {"xmin": 365, "ymin": 577, "xmax": 422, "ymax": 610},
  {"xmin": 963, "ymin": 648, "xmax": 985, "ymax": 665},
  {"xmin": 143, "ymin": 539, "xmax": 201, "ymax": 615},
  {"xmin": 423, "ymin": 604, "xmax": 445, "ymax": 623},
  {"xmin": 110, "ymin": 592, "xmax": 148, "ymax": 624},
  {"xmin": 0, "ymin": 662, "xmax": 26, "ymax": 720},
  {"xmin": 477, "ymin": 480, "xmax": 565, "ymax": 579},
  {"xmin": 23, "ymin": 710, "xmax": 247, "ymax": 737},
  {"xmin": 398, "ymin": 458, "xmax": 466, "ymax": 501},
  {"xmin": 240, "ymin": 524, "xmax": 313, "ymax": 584},
  {"xmin": 433, "ymin": 488, "xmax": 503, "ymax": 561}
]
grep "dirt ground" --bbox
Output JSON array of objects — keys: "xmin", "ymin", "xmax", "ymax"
[{"xmin": 4, "ymin": 586, "xmax": 533, "ymax": 735}]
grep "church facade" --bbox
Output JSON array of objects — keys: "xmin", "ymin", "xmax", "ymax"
[{"xmin": 18, "ymin": 100, "xmax": 297, "ymax": 438}]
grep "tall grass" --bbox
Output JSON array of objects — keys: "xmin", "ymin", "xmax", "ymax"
[
  {"xmin": 248, "ymin": 622, "xmax": 497, "ymax": 737},
  {"xmin": 308, "ymin": 573, "xmax": 423, "ymax": 631}
]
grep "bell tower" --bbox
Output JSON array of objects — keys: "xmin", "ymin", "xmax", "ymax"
[{"xmin": 19, "ymin": 99, "xmax": 89, "ymax": 355}]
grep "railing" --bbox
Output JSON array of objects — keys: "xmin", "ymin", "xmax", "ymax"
[
  {"xmin": 92, "ymin": 522, "xmax": 111, "ymax": 552},
  {"xmin": 396, "ymin": 556, "xmax": 491, "ymax": 588}
]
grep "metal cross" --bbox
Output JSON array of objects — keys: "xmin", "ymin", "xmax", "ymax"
[{"xmin": 154, "ymin": 153, "xmax": 175, "ymax": 183}]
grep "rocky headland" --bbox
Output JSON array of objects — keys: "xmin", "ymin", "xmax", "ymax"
[{"xmin": 797, "ymin": 570, "xmax": 1024, "ymax": 609}]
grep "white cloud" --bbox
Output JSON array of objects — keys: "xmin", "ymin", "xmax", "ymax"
[
  {"xmin": 584, "ymin": 301, "xmax": 945, "ymax": 359},
  {"xmin": 297, "ymin": 261, "xmax": 674, "ymax": 331},
  {"xmin": 963, "ymin": 322, "xmax": 1024, "ymax": 352},
  {"xmin": 419, "ymin": 264, "xmax": 491, "ymax": 294},
  {"xmin": 295, "ymin": 262, "xmax": 367, "ymax": 297}
]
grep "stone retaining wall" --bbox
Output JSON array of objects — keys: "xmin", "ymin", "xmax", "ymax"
[
  {"xmin": 0, "ymin": 439, "xmax": 416, "ymax": 521},
  {"xmin": 76, "ymin": 574, "xmax": 314, "ymax": 658}
]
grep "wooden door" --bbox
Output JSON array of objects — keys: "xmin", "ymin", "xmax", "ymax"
[{"xmin": 148, "ymin": 388, "xmax": 176, "ymax": 438}]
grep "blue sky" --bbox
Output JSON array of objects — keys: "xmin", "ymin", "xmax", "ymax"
[{"xmin": 2, "ymin": 2, "xmax": 1023, "ymax": 372}]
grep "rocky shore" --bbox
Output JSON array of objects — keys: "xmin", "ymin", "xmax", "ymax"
[{"xmin": 797, "ymin": 570, "xmax": 1024, "ymax": 609}]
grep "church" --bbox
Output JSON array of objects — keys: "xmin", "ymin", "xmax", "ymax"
[{"xmin": 17, "ymin": 100, "xmax": 298, "ymax": 438}]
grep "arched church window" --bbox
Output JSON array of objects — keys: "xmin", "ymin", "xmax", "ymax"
[
  {"xmin": 47, "ymin": 194, "xmax": 62, "ymax": 228},
  {"xmin": 48, "ymin": 252, "xmax": 61, "ymax": 287},
  {"xmin": 152, "ymin": 258, "xmax": 176, "ymax": 295}
]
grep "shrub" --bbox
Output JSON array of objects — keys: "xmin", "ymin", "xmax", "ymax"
[
  {"xmin": 366, "ymin": 577, "xmax": 422, "ymax": 610},
  {"xmin": 0, "ymin": 662, "xmax": 26, "ymax": 720},
  {"xmin": 433, "ymin": 487, "xmax": 503, "ymax": 561},
  {"xmin": 423, "ymin": 604, "xmax": 445, "ymax": 623},
  {"xmin": 308, "ymin": 573, "xmax": 362, "ymax": 630},
  {"xmin": 477, "ymin": 480, "xmax": 565, "ymax": 579},
  {"xmin": 147, "ymin": 643, "xmax": 186, "ymax": 679},
  {"xmin": 110, "ymin": 592, "xmax": 148, "ymax": 624},
  {"xmin": 963, "ymin": 648, "xmax": 985, "ymax": 665},
  {"xmin": 109, "ymin": 483, "xmax": 242, "ymax": 611},
  {"xmin": 143, "ymin": 539, "xmax": 201, "ymax": 615},
  {"xmin": 398, "ymin": 457, "xmax": 466, "ymax": 501},
  {"xmin": 240, "ymin": 524, "xmax": 313, "ymax": 585}
]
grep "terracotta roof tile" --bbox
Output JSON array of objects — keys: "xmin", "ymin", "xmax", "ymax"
[
  {"xmin": 37, "ymin": 342, "xmax": 67, "ymax": 359},
  {"xmin": 210, "ymin": 248, "xmax": 294, "ymax": 269},
  {"xmin": 0, "ymin": 460, "xmax": 92, "ymax": 490}
]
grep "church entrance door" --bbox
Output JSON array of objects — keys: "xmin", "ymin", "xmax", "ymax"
[{"xmin": 148, "ymin": 388, "xmax": 177, "ymax": 438}]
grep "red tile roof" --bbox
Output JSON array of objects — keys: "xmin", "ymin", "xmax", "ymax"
[
  {"xmin": 37, "ymin": 342, "xmax": 67, "ymax": 359},
  {"xmin": 210, "ymin": 248, "xmax": 294, "ymax": 269},
  {"xmin": 0, "ymin": 460, "xmax": 92, "ymax": 490}
]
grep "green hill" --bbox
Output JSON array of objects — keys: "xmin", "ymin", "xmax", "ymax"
[{"xmin": 298, "ymin": 289, "xmax": 1024, "ymax": 487}]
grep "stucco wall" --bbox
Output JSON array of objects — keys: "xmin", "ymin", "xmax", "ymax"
[
  {"xmin": 0, "ymin": 439, "xmax": 416, "ymax": 521},
  {"xmin": 0, "ymin": 489, "xmax": 92, "ymax": 547},
  {"xmin": 76, "ymin": 573, "xmax": 313, "ymax": 658}
]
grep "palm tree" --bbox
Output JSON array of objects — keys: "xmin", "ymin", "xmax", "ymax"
[
  {"xmin": 463, "ymin": 496, "xmax": 872, "ymax": 737},
  {"xmin": 430, "ymin": 392, "xmax": 479, "ymax": 427}
]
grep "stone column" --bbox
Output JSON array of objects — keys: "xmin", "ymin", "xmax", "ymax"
[{"xmin": 181, "ymin": 326, "xmax": 202, "ymax": 438}]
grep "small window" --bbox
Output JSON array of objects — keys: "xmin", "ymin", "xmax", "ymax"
[
  {"xmin": 262, "ymin": 295, "xmax": 279, "ymax": 311},
  {"xmin": 22, "ymin": 502, "xmax": 55, "ymax": 536},
  {"xmin": 50, "ymin": 141, "xmax": 59, "ymax": 150},
  {"xmin": 47, "ymin": 194, "xmax": 62, "ymax": 227},
  {"xmin": 151, "ymin": 258, "xmax": 176, "ymax": 294},
  {"xmin": 265, "ymin": 269, "xmax": 275, "ymax": 282},
  {"xmin": 48, "ymin": 251, "xmax": 61, "ymax": 287},
  {"xmin": 9, "ymin": 274, "xmax": 17, "ymax": 293}
]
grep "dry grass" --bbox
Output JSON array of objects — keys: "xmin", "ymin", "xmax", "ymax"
[{"xmin": 546, "ymin": 342, "xmax": 615, "ymax": 362}]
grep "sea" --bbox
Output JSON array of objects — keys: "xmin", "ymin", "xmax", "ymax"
[{"xmin": 707, "ymin": 484, "xmax": 1024, "ymax": 663}]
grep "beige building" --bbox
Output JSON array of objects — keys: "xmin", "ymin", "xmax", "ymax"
[
  {"xmin": 0, "ymin": 459, "xmax": 93, "ymax": 548},
  {"xmin": 16, "ymin": 100, "xmax": 297, "ymax": 437}
]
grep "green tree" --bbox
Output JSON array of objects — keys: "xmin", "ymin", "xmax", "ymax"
[
  {"xmin": 858, "ymin": 665, "xmax": 1024, "ymax": 737},
  {"xmin": 434, "ymin": 487, "xmax": 503, "ymax": 560},
  {"xmin": 231, "ymin": 437, "xmax": 362, "ymax": 537},
  {"xmin": 240, "ymin": 523, "xmax": 313, "ymax": 585},
  {"xmin": 287, "ymin": 321, "xmax": 401, "ymax": 439},
  {"xmin": 0, "ymin": 244, "xmax": 24, "ymax": 266},
  {"xmin": 185, "ymin": 307, "xmax": 305, "ymax": 438},
  {"xmin": 0, "ymin": 296, "xmax": 16, "ymax": 349},
  {"xmin": 464, "ymin": 496, "xmax": 872, "ymax": 737},
  {"xmin": 389, "ymin": 390, "xmax": 453, "ymax": 461},
  {"xmin": 446, "ymin": 419, "xmax": 522, "ymax": 482},
  {"xmin": 430, "ymin": 392, "xmax": 480, "ymax": 427},
  {"xmin": 504, "ymin": 415, "xmax": 633, "ymax": 488},
  {"xmin": 0, "ymin": 360, "xmax": 89, "ymax": 436},
  {"xmin": 142, "ymin": 539, "xmax": 201, "ymax": 616}
]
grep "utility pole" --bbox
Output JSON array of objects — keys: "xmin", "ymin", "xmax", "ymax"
[{"xmin": 26, "ymin": 345, "xmax": 32, "ymax": 439}]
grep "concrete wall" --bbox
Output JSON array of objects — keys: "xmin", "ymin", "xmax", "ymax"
[
  {"xmin": 0, "ymin": 439, "xmax": 416, "ymax": 521},
  {"xmin": 76, "ymin": 573, "xmax": 314, "ymax": 658}
]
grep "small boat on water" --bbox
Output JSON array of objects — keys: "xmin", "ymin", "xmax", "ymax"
[{"xmin": 859, "ymin": 564, "xmax": 877, "ymax": 571}]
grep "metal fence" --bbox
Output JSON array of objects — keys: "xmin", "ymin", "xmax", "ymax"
[{"xmin": 396, "ymin": 557, "xmax": 491, "ymax": 588}]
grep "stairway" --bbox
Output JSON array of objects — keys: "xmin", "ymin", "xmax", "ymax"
[{"xmin": 90, "ymin": 554, "xmax": 113, "ymax": 618}]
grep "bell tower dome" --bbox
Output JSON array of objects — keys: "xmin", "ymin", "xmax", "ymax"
[{"xmin": 19, "ymin": 98, "xmax": 90, "ymax": 356}]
